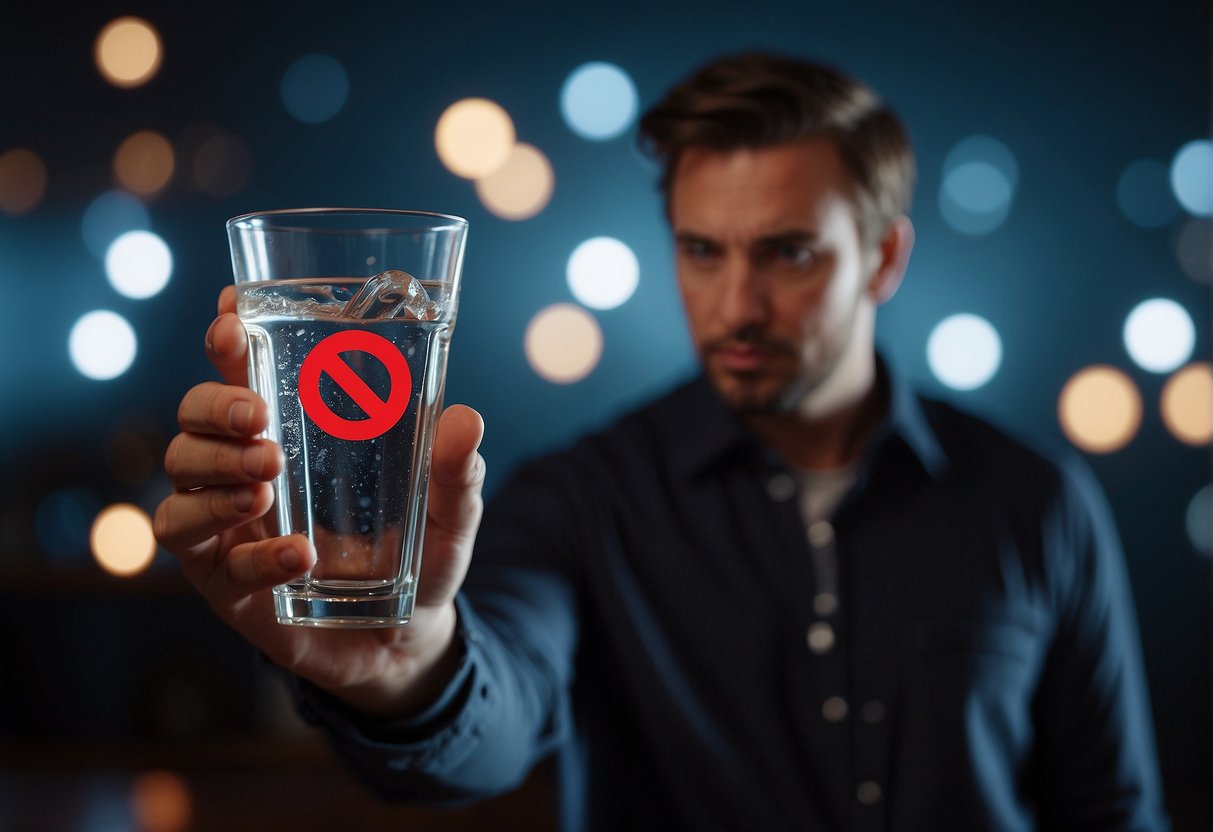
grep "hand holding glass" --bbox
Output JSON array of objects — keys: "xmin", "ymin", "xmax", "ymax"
[{"xmin": 227, "ymin": 209, "xmax": 467, "ymax": 627}]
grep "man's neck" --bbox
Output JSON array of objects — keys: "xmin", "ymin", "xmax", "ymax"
[{"xmin": 745, "ymin": 377, "xmax": 887, "ymax": 471}]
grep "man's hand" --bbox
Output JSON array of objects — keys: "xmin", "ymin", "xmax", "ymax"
[{"xmin": 154, "ymin": 285, "xmax": 486, "ymax": 717}]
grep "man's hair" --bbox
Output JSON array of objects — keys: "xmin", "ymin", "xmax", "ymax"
[{"xmin": 638, "ymin": 52, "xmax": 915, "ymax": 244}]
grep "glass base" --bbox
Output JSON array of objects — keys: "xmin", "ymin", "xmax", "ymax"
[{"xmin": 273, "ymin": 582, "xmax": 415, "ymax": 627}]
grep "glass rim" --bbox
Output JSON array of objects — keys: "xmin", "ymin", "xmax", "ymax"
[{"xmin": 226, "ymin": 207, "xmax": 468, "ymax": 232}]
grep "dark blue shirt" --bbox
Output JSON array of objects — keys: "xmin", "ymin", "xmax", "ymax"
[{"xmin": 293, "ymin": 369, "xmax": 1168, "ymax": 831}]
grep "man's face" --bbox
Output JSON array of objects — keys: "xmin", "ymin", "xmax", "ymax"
[{"xmin": 670, "ymin": 138, "xmax": 886, "ymax": 415}]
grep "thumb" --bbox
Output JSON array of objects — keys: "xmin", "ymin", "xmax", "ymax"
[{"xmin": 416, "ymin": 405, "xmax": 486, "ymax": 607}]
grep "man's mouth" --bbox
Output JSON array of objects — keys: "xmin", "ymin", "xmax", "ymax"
[{"xmin": 708, "ymin": 337, "xmax": 792, "ymax": 374}]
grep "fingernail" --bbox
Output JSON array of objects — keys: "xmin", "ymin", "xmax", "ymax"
[
  {"xmin": 242, "ymin": 445, "xmax": 266, "ymax": 477},
  {"xmin": 231, "ymin": 488, "xmax": 254, "ymax": 513},
  {"xmin": 278, "ymin": 545, "xmax": 300, "ymax": 571},
  {"xmin": 229, "ymin": 401, "xmax": 253, "ymax": 433},
  {"xmin": 205, "ymin": 321, "xmax": 217, "ymax": 354}
]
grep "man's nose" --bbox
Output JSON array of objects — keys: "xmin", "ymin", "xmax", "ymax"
[{"xmin": 717, "ymin": 256, "xmax": 769, "ymax": 330}]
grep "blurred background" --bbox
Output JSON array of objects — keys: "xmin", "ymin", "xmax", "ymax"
[{"xmin": 0, "ymin": 0, "xmax": 1209, "ymax": 829}]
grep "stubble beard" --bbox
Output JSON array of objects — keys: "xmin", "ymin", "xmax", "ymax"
[
  {"xmin": 705, "ymin": 324, "xmax": 852, "ymax": 418},
  {"xmin": 701, "ymin": 325, "xmax": 791, "ymax": 414}
]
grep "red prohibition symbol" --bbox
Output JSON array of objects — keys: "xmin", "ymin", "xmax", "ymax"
[{"xmin": 298, "ymin": 330, "xmax": 412, "ymax": 441}]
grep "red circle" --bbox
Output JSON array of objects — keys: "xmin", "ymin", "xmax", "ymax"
[{"xmin": 298, "ymin": 330, "xmax": 413, "ymax": 441}]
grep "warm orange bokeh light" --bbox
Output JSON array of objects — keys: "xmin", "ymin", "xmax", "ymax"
[
  {"xmin": 90, "ymin": 503, "xmax": 157, "ymax": 576},
  {"xmin": 524, "ymin": 303, "xmax": 603, "ymax": 384},
  {"xmin": 190, "ymin": 128, "xmax": 254, "ymax": 198},
  {"xmin": 95, "ymin": 17, "xmax": 163, "ymax": 88},
  {"xmin": 0, "ymin": 148, "xmax": 48, "ymax": 216},
  {"xmin": 1058, "ymin": 366, "xmax": 1142, "ymax": 453},
  {"xmin": 1162, "ymin": 362, "xmax": 1213, "ymax": 446},
  {"xmin": 475, "ymin": 142, "xmax": 554, "ymax": 220},
  {"xmin": 114, "ymin": 131, "xmax": 175, "ymax": 196},
  {"xmin": 435, "ymin": 98, "xmax": 515, "ymax": 179},
  {"xmin": 130, "ymin": 770, "xmax": 192, "ymax": 832}
]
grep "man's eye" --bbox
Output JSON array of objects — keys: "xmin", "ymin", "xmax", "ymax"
[
  {"xmin": 775, "ymin": 243, "xmax": 813, "ymax": 267},
  {"xmin": 680, "ymin": 240, "xmax": 719, "ymax": 261}
]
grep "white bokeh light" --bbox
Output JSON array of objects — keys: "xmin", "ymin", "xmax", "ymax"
[
  {"xmin": 105, "ymin": 230, "xmax": 172, "ymax": 299},
  {"xmin": 1124, "ymin": 298, "xmax": 1195, "ymax": 373},
  {"xmin": 567, "ymin": 237, "xmax": 639, "ymax": 310},
  {"xmin": 70, "ymin": 310, "xmax": 137, "ymax": 380},
  {"xmin": 926, "ymin": 313, "xmax": 1003, "ymax": 390},
  {"xmin": 1171, "ymin": 139, "xmax": 1212, "ymax": 217},
  {"xmin": 560, "ymin": 62, "xmax": 639, "ymax": 141}
]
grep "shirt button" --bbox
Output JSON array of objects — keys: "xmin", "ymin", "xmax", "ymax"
[
  {"xmin": 857, "ymin": 781, "xmax": 882, "ymax": 805},
  {"xmin": 861, "ymin": 699, "xmax": 885, "ymax": 725},
  {"xmin": 767, "ymin": 473, "xmax": 795, "ymax": 501},
  {"xmin": 822, "ymin": 696, "xmax": 849, "ymax": 723},
  {"xmin": 808, "ymin": 520, "xmax": 834, "ymax": 548},
  {"xmin": 813, "ymin": 593, "xmax": 838, "ymax": 617},
  {"xmin": 806, "ymin": 622, "xmax": 835, "ymax": 654}
]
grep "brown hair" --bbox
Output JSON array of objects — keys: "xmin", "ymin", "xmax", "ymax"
[{"xmin": 638, "ymin": 52, "xmax": 915, "ymax": 244}]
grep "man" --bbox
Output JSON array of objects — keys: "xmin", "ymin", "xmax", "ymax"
[{"xmin": 155, "ymin": 53, "xmax": 1168, "ymax": 830}]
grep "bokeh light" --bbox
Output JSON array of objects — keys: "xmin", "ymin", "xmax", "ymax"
[
  {"xmin": 113, "ymin": 131, "xmax": 175, "ymax": 196},
  {"xmin": 435, "ymin": 98, "xmax": 515, "ymax": 179},
  {"xmin": 280, "ymin": 53, "xmax": 349, "ymax": 124},
  {"xmin": 1161, "ymin": 362, "xmax": 1213, "ymax": 446},
  {"xmin": 1171, "ymin": 139, "xmax": 1212, "ymax": 217},
  {"xmin": 525, "ymin": 303, "xmax": 603, "ymax": 383},
  {"xmin": 190, "ymin": 129, "xmax": 255, "ymax": 198},
  {"xmin": 130, "ymin": 770, "xmax": 192, "ymax": 832},
  {"xmin": 1186, "ymin": 485, "xmax": 1211, "ymax": 555},
  {"xmin": 560, "ymin": 62, "xmax": 639, "ymax": 141},
  {"xmin": 1124, "ymin": 298, "xmax": 1195, "ymax": 373},
  {"xmin": 926, "ymin": 313, "xmax": 1002, "ymax": 390},
  {"xmin": 938, "ymin": 135, "xmax": 1018, "ymax": 235},
  {"xmin": 106, "ymin": 230, "xmax": 173, "ymax": 299},
  {"xmin": 474, "ymin": 142, "xmax": 555, "ymax": 220},
  {"xmin": 82, "ymin": 189, "xmax": 151, "ymax": 259},
  {"xmin": 1176, "ymin": 218, "xmax": 1210, "ymax": 283},
  {"xmin": 567, "ymin": 237, "xmax": 640, "ymax": 310},
  {"xmin": 70, "ymin": 310, "xmax": 137, "ymax": 380},
  {"xmin": 1117, "ymin": 159, "xmax": 1179, "ymax": 228},
  {"xmin": 1058, "ymin": 366, "xmax": 1142, "ymax": 453},
  {"xmin": 91, "ymin": 503, "xmax": 157, "ymax": 577},
  {"xmin": 0, "ymin": 148, "xmax": 48, "ymax": 216},
  {"xmin": 94, "ymin": 17, "xmax": 163, "ymax": 89}
]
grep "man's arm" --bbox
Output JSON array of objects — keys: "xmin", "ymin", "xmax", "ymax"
[
  {"xmin": 286, "ymin": 455, "xmax": 583, "ymax": 802},
  {"xmin": 1033, "ymin": 459, "xmax": 1169, "ymax": 831}
]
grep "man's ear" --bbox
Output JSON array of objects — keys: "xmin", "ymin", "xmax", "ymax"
[{"xmin": 867, "ymin": 215, "xmax": 914, "ymax": 304}]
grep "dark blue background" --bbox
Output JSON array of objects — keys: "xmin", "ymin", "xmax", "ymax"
[{"xmin": 0, "ymin": 1, "xmax": 1208, "ymax": 827}]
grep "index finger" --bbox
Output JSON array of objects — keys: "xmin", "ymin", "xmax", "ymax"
[
  {"xmin": 219, "ymin": 284, "xmax": 236, "ymax": 316},
  {"xmin": 205, "ymin": 308, "xmax": 250, "ymax": 388}
]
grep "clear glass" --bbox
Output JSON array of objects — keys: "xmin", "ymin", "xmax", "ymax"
[{"xmin": 227, "ymin": 208, "xmax": 468, "ymax": 627}]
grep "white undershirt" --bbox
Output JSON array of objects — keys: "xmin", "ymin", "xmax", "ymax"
[{"xmin": 796, "ymin": 466, "xmax": 857, "ymax": 526}]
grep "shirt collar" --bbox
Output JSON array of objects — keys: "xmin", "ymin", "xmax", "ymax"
[{"xmin": 659, "ymin": 355, "xmax": 951, "ymax": 483}]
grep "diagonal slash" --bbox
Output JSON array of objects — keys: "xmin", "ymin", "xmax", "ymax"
[{"xmin": 320, "ymin": 351, "xmax": 391, "ymax": 421}]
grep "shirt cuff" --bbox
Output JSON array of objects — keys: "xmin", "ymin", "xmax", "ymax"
[{"xmin": 286, "ymin": 593, "xmax": 490, "ymax": 772}]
